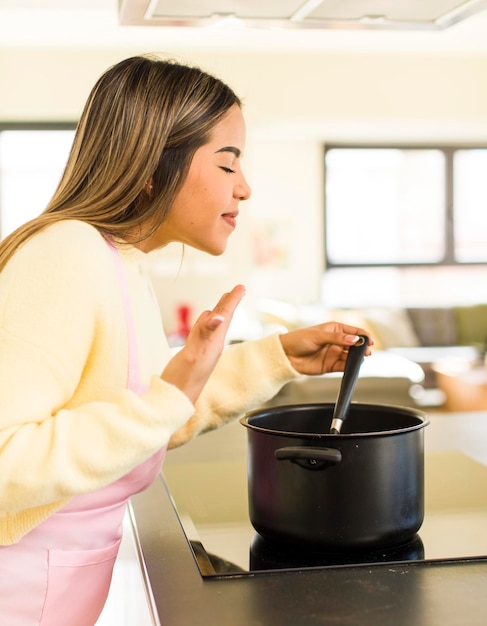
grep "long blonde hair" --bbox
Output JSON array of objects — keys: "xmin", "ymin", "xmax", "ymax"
[{"xmin": 0, "ymin": 55, "xmax": 241, "ymax": 270}]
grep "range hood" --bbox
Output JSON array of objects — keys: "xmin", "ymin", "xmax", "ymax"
[{"xmin": 118, "ymin": 0, "xmax": 487, "ymax": 31}]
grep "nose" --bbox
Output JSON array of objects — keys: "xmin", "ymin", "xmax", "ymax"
[{"xmin": 235, "ymin": 173, "xmax": 252, "ymax": 201}]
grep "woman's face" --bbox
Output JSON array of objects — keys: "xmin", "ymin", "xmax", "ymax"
[{"xmin": 144, "ymin": 103, "xmax": 251, "ymax": 255}]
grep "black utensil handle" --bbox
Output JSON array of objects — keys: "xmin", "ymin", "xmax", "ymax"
[
  {"xmin": 333, "ymin": 333, "xmax": 369, "ymax": 421},
  {"xmin": 275, "ymin": 446, "xmax": 342, "ymax": 471}
]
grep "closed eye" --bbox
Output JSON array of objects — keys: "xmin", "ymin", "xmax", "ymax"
[{"xmin": 220, "ymin": 166, "xmax": 235, "ymax": 174}]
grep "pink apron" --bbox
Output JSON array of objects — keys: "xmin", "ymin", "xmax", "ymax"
[{"xmin": 0, "ymin": 238, "xmax": 166, "ymax": 625}]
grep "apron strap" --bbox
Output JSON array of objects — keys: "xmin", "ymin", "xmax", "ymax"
[{"xmin": 104, "ymin": 236, "xmax": 141, "ymax": 393}]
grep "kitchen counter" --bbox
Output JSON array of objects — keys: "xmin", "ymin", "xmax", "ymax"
[{"xmin": 129, "ymin": 410, "xmax": 487, "ymax": 626}]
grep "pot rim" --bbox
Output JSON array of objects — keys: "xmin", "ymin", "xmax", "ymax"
[{"xmin": 240, "ymin": 402, "xmax": 430, "ymax": 439}]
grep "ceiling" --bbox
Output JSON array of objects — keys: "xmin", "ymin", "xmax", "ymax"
[
  {"xmin": 120, "ymin": 0, "xmax": 487, "ymax": 31},
  {"xmin": 2, "ymin": 0, "xmax": 487, "ymax": 54}
]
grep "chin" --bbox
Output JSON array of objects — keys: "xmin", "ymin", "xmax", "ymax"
[
  {"xmin": 195, "ymin": 239, "xmax": 229, "ymax": 256},
  {"xmin": 208, "ymin": 246, "xmax": 227, "ymax": 256}
]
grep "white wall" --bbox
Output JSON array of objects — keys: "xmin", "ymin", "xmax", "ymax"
[{"xmin": 2, "ymin": 46, "xmax": 487, "ymax": 328}]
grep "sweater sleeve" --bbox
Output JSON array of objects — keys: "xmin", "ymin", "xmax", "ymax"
[
  {"xmin": 0, "ymin": 222, "xmax": 194, "ymax": 513},
  {"xmin": 168, "ymin": 333, "xmax": 299, "ymax": 448}
]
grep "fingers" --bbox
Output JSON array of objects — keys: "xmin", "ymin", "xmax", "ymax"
[
  {"xmin": 206, "ymin": 314, "xmax": 226, "ymax": 331},
  {"xmin": 344, "ymin": 334, "xmax": 364, "ymax": 345},
  {"xmin": 333, "ymin": 325, "xmax": 374, "ymax": 357},
  {"xmin": 161, "ymin": 285, "xmax": 246, "ymax": 404},
  {"xmin": 188, "ymin": 284, "xmax": 246, "ymax": 336},
  {"xmin": 338, "ymin": 324, "xmax": 373, "ymax": 345},
  {"xmin": 205, "ymin": 284, "xmax": 246, "ymax": 331},
  {"xmin": 279, "ymin": 322, "xmax": 375, "ymax": 374}
]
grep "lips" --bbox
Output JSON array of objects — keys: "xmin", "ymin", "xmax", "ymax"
[{"xmin": 222, "ymin": 212, "xmax": 238, "ymax": 229}]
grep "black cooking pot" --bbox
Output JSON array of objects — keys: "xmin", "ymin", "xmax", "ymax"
[{"xmin": 240, "ymin": 403, "xmax": 429, "ymax": 550}]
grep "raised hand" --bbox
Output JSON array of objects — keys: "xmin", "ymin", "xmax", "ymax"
[{"xmin": 160, "ymin": 284, "xmax": 246, "ymax": 404}]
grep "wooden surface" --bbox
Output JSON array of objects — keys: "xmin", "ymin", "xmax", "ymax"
[{"xmin": 434, "ymin": 360, "xmax": 487, "ymax": 411}]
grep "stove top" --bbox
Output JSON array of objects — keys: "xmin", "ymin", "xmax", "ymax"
[{"xmin": 164, "ymin": 417, "xmax": 487, "ymax": 578}]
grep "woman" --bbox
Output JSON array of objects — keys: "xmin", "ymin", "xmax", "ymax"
[{"xmin": 0, "ymin": 55, "xmax": 371, "ymax": 625}]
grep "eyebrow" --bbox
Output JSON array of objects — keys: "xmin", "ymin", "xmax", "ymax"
[{"xmin": 215, "ymin": 146, "xmax": 241, "ymax": 158}]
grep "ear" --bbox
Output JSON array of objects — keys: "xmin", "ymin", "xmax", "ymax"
[{"xmin": 144, "ymin": 178, "xmax": 154, "ymax": 196}]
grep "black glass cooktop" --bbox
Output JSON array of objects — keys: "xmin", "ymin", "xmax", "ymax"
[{"xmin": 163, "ymin": 426, "xmax": 487, "ymax": 578}]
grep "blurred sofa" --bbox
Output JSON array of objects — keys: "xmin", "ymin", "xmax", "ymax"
[{"xmin": 386, "ymin": 305, "xmax": 485, "ymax": 389}]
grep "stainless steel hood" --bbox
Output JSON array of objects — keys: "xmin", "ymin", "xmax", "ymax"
[{"xmin": 118, "ymin": 0, "xmax": 487, "ymax": 31}]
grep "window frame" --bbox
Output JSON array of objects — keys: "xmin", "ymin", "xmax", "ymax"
[
  {"xmin": 0, "ymin": 122, "xmax": 76, "ymax": 132},
  {"xmin": 324, "ymin": 143, "xmax": 487, "ymax": 269}
]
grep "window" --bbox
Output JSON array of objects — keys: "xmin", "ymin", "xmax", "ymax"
[
  {"xmin": 324, "ymin": 146, "xmax": 487, "ymax": 267},
  {"xmin": 0, "ymin": 125, "xmax": 76, "ymax": 239},
  {"xmin": 453, "ymin": 149, "xmax": 487, "ymax": 263}
]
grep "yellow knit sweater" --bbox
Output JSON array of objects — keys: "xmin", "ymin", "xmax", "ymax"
[{"xmin": 0, "ymin": 220, "xmax": 298, "ymax": 545}]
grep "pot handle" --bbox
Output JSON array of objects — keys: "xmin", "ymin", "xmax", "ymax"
[{"xmin": 275, "ymin": 446, "xmax": 342, "ymax": 471}]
